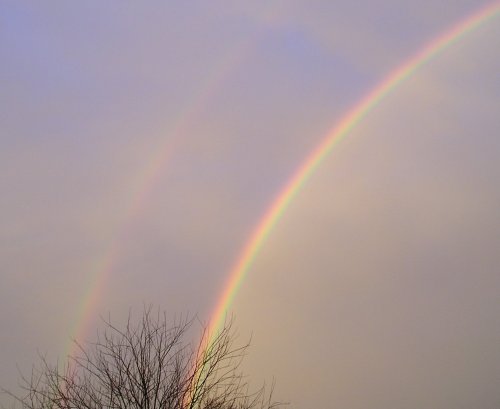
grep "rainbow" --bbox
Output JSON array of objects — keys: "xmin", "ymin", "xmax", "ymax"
[
  {"xmin": 65, "ymin": 4, "xmax": 285, "ymax": 359},
  {"xmin": 65, "ymin": 1, "xmax": 499, "ymax": 375},
  {"xmin": 203, "ymin": 2, "xmax": 500, "ymax": 342},
  {"xmin": 59, "ymin": 2, "xmax": 499, "ymax": 406},
  {"xmin": 66, "ymin": 17, "xmax": 260, "ymax": 358}
]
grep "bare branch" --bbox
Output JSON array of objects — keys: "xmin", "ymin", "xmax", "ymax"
[{"xmin": 4, "ymin": 307, "xmax": 285, "ymax": 409}]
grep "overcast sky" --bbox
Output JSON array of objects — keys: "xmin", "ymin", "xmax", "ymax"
[{"xmin": 1, "ymin": 1, "xmax": 499, "ymax": 407}]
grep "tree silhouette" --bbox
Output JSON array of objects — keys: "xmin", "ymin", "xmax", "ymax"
[{"xmin": 5, "ymin": 308, "xmax": 283, "ymax": 409}]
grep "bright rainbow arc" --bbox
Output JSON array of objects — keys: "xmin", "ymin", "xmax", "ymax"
[{"xmin": 203, "ymin": 2, "xmax": 500, "ymax": 343}]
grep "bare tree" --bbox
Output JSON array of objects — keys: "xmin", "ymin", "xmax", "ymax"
[{"xmin": 5, "ymin": 308, "xmax": 283, "ymax": 409}]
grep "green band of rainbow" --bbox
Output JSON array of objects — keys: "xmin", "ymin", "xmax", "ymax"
[{"xmin": 204, "ymin": 1, "xmax": 500, "ymax": 342}]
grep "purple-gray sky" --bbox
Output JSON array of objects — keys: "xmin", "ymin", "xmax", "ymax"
[{"xmin": 1, "ymin": 1, "xmax": 499, "ymax": 407}]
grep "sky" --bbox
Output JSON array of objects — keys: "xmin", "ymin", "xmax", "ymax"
[{"xmin": 1, "ymin": 1, "xmax": 499, "ymax": 407}]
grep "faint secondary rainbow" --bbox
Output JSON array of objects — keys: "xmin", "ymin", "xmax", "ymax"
[
  {"xmin": 64, "ymin": 4, "xmax": 285, "ymax": 360},
  {"xmin": 204, "ymin": 2, "xmax": 500, "ymax": 341}
]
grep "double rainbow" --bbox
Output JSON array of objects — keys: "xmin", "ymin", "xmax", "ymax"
[{"xmin": 68, "ymin": 2, "xmax": 499, "ymax": 369}]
